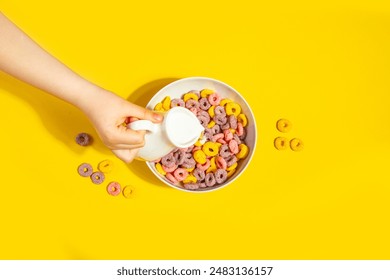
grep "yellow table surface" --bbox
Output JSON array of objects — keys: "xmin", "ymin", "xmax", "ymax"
[{"xmin": 1, "ymin": 1, "xmax": 390, "ymax": 259}]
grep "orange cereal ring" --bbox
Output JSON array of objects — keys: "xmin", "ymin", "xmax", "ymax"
[
  {"xmin": 225, "ymin": 102, "xmax": 241, "ymax": 117},
  {"xmin": 162, "ymin": 96, "xmax": 171, "ymax": 111},
  {"xmin": 290, "ymin": 138, "xmax": 304, "ymax": 151},
  {"xmin": 155, "ymin": 162, "xmax": 166, "ymax": 175},
  {"xmin": 228, "ymin": 139, "xmax": 239, "ymax": 154},
  {"xmin": 216, "ymin": 156, "xmax": 227, "ymax": 170},
  {"xmin": 237, "ymin": 113, "xmax": 248, "ymax": 127},
  {"xmin": 236, "ymin": 122, "xmax": 244, "ymax": 136},
  {"xmin": 236, "ymin": 144, "xmax": 249, "ymax": 159},
  {"xmin": 183, "ymin": 93, "xmax": 199, "ymax": 102},
  {"xmin": 173, "ymin": 168, "xmax": 189, "ymax": 181},
  {"xmin": 166, "ymin": 173, "xmax": 178, "ymax": 184},
  {"xmin": 196, "ymin": 159, "xmax": 211, "ymax": 171},
  {"xmin": 193, "ymin": 149, "xmax": 207, "ymax": 164},
  {"xmin": 200, "ymin": 89, "xmax": 214, "ymax": 98},
  {"xmin": 202, "ymin": 142, "xmax": 219, "ymax": 157},
  {"xmin": 162, "ymin": 163, "xmax": 178, "ymax": 173},
  {"xmin": 274, "ymin": 137, "xmax": 289, "ymax": 150},
  {"xmin": 224, "ymin": 129, "xmax": 233, "ymax": 142},
  {"xmin": 107, "ymin": 182, "xmax": 121, "ymax": 196},
  {"xmin": 276, "ymin": 119, "xmax": 292, "ymax": 133}
]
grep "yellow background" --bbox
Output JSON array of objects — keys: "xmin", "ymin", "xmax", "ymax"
[{"xmin": 1, "ymin": 1, "xmax": 390, "ymax": 259}]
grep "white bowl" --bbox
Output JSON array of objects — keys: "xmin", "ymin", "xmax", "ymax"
[{"xmin": 145, "ymin": 77, "xmax": 257, "ymax": 192}]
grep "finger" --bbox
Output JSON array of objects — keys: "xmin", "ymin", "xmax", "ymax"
[
  {"xmin": 110, "ymin": 128, "xmax": 146, "ymax": 147},
  {"xmin": 128, "ymin": 103, "xmax": 163, "ymax": 123},
  {"xmin": 112, "ymin": 149, "xmax": 140, "ymax": 163}
]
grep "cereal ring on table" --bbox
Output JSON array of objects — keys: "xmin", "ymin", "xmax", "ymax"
[
  {"xmin": 182, "ymin": 158, "xmax": 196, "ymax": 169},
  {"xmin": 219, "ymin": 144, "xmax": 231, "ymax": 158},
  {"xmin": 193, "ymin": 149, "xmax": 207, "ymax": 164},
  {"xmin": 276, "ymin": 119, "xmax": 292, "ymax": 133},
  {"xmin": 224, "ymin": 129, "xmax": 234, "ymax": 142},
  {"xmin": 216, "ymin": 156, "xmax": 227, "ymax": 170},
  {"xmin": 220, "ymin": 99, "xmax": 233, "ymax": 106},
  {"xmin": 225, "ymin": 102, "xmax": 241, "ymax": 117},
  {"xmin": 154, "ymin": 102, "xmax": 164, "ymax": 111},
  {"xmin": 162, "ymin": 96, "xmax": 171, "ymax": 111},
  {"xmin": 211, "ymin": 133, "xmax": 224, "ymax": 143},
  {"xmin": 122, "ymin": 185, "xmax": 134, "ymax": 198},
  {"xmin": 183, "ymin": 174, "xmax": 197, "ymax": 184},
  {"xmin": 215, "ymin": 169, "xmax": 228, "ymax": 184},
  {"xmin": 173, "ymin": 150, "xmax": 186, "ymax": 165},
  {"xmin": 208, "ymin": 106, "xmax": 215, "ymax": 117},
  {"xmin": 228, "ymin": 115, "xmax": 238, "ymax": 130},
  {"xmin": 208, "ymin": 93, "xmax": 222, "ymax": 106},
  {"xmin": 193, "ymin": 168, "xmax": 206, "ymax": 181},
  {"xmin": 78, "ymin": 163, "xmax": 93, "ymax": 177},
  {"xmin": 166, "ymin": 173, "xmax": 178, "ymax": 184},
  {"xmin": 155, "ymin": 162, "xmax": 167, "ymax": 175},
  {"xmin": 106, "ymin": 181, "xmax": 121, "ymax": 196},
  {"xmin": 196, "ymin": 159, "xmax": 211, "ymax": 171},
  {"xmin": 75, "ymin": 132, "xmax": 92, "ymax": 146},
  {"xmin": 226, "ymin": 155, "xmax": 238, "ymax": 167},
  {"xmin": 200, "ymin": 89, "xmax": 214, "ymax": 98},
  {"xmin": 202, "ymin": 142, "xmax": 220, "ymax": 157},
  {"xmin": 183, "ymin": 93, "xmax": 199, "ymax": 102},
  {"xmin": 197, "ymin": 115, "xmax": 210, "ymax": 127},
  {"xmin": 90, "ymin": 171, "xmax": 105, "ymax": 185},
  {"xmin": 237, "ymin": 144, "xmax": 249, "ymax": 159},
  {"xmin": 214, "ymin": 106, "xmax": 226, "ymax": 116},
  {"xmin": 98, "ymin": 160, "xmax": 114, "ymax": 173},
  {"xmin": 199, "ymin": 97, "xmax": 211, "ymax": 110},
  {"xmin": 211, "ymin": 124, "xmax": 221, "ymax": 134},
  {"xmin": 228, "ymin": 139, "xmax": 239, "ymax": 154},
  {"xmin": 162, "ymin": 163, "xmax": 178, "ymax": 173},
  {"xmin": 184, "ymin": 183, "xmax": 199, "ymax": 190},
  {"xmin": 290, "ymin": 138, "xmax": 304, "ymax": 151},
  {"xmin": 170, "ymin": 98, "xmax": 185, "ymax": 108},
  {"xmin": 226, "ymin": 162, "xmax": 237, "ymax": 171},
  {"xmin": 237, "ymin": 113, "xmax": 248, "ymax": 127},
  {"xmin": 274, "ymin": 137, "xmax": 289, "ymax": 150},
  {"xmin": 173, "ymin": 168, "xmax": 189, "ymax": 181},
  {"xmin": 161, "ymin": 153, "xmax": 176, "ymax": 167},
  {"xmin": 185, "ymin": 99, "xmax": 200, "ymax": 110},
  {"xmin": 205, "ymin": 173, "xmax": 216, "ymax": 187},
  {"xmin": 214, "ymin": 114, "xmax": 228, "ymax": 126}
]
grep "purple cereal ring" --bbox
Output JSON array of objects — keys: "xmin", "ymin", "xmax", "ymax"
[
  {"xmin": 221, "ymin": 122, "xmax": 230, "ymax": 130},
  {"xmin": 226, "ymin": 155, "xmax": 238, "ymax": 167},
  {"xmin": 198, "ymin": 110, "xmax": 210, "ymax": 122},
  {"xmin": 199, "ymin": 182, "xmax": 207, "ymax": 188},
  {"xmin": 229, "ymin": 139, "xmax": 239, "ymax": 154},
  {"xmin": 198, "ymin": 115, "xmax": 210, "ymax": 127},
  {"xmin": 219, "ymin": 144, "xmax": 231, "ymax": 158},
  {"xmin": 185, "ymin": 99, "xmax": 200, "ymax": 110},
  {"xmin": 211, "ymin": 124, "xmax": 221, "ymax": 134},
  {"xmin": 90, "ymin": 171, "xmax": 105, "ymax": 185},
  {"xmin": 75, "ymin": 132, "xmax": 93, "ymax": 146},
  {"xmin": 229, "ymin": 115, "xmax": 238, "ymax": 129},
  {"xmin": 193, "ymin": 168, "xmax": 206, "ymax": 181},
  {"xmin": 208, "ymin": 93, "xmax": 222, "ymax": 106},
  {"xmin": 215, "ymin": 169, "xmax": 228, "ymax": 184},
  {"xmin": 214, "ymin": 106, "xmax": 226, "ymax": 116},
  {"xmin": 213, "ymin": 114, "xmax": 227, "ymax": 125},
  {"xmin": 174, "ymin": 150, "xmax": 186, "ymax": 165},
  {"xmin": 204, "ymin": 132, "xmax": 213, "ymax": 142},
  {"xmin": 199, "ymin": 97, "xmax": 211, "ymax": 110},
  {"xmin": 233, "ymin": 134, "xmax": 242, "ymax": 145},
  {"xmin": 205, "ymin": 173, "xmax": 216, "ymax": 187},
  {"xmin": 224, "ymin": 129, "xmax": 234, "ymax": 142},
  {"xmin": 78, "ymin": 163, "xmax": 93, "ymax": 177},
  {"xmin": 162, "ymin": 163, "xmax": 178, "ymax": 173},
  {"xmin": 170, "ymin": 98, "xmax": 185, "ymax": 108},
  {"xmin": 184, "ymin": 183, "xmax": 199, "ymax": 190},
  {"xmin": 173, "ymin": 168, "xmax": 189, "ymax": 181},
  {"xmin": 182, "ymin": 158, "xmax": 196, "ymax": 169},
  {"xmin": 161, "ymin": 153, "xmax": 175, "ymax": 167}
]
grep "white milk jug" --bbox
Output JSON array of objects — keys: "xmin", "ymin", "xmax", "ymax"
[{"xmin": 128, "ymin": 106, "xmax": 205, "ymax": 161}]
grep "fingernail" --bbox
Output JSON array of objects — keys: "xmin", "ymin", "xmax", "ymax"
[{"xmin": 153, "ymin": 113, "xmax": 163, "ymax": 121}]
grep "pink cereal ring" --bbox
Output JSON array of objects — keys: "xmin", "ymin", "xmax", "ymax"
[
  {"xmin": 190, "ymin": 107, "xmax": 198, "ymax": 115},
  {"xmin": 236, "ymin": 122, "xmax": 244, "ymax": 136},
  {"xmin": 173, "ymin": 168, "xmax": 189, "ymax": 181},
  {"xmin": 212, "ymin": 133, "xmax": 224, "ymax": 142},
  {"xmin": 228, "ymin": 139, "xmax": 239, "ymax": 154},
  {"xmin": 208, "ymin": 93, "xmax": 222, "ymax": 106},
  {"xmin": 166, "ymin": 173, "xmax": 178, "ymax": 184},
  {"xmin": 162, "ymin": 164, "xmax": 178, "ymax": 173},
  {"xmin": 107, "ymin": 182, "xmax": 121, "ymax": 196},
  {"xmin": 217, "ymin": 138, "xmax": 227, "ymax": 144},
  {"xmin": 196, "ymin": 159, "xmax": 211, "ymax": 171},
  {"xmin": 224, "ymin": 129, "xmax": 234, "ymax": 142},
  {"xmin": 192, "ymin": 146, "xmax": 201, "ymax": 152},
  {"xmin": 216, "ymin": 156, "xmax": 227, "ymax": 170}
]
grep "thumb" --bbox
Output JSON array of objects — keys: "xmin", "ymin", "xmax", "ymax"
[{"xmin": 129, "ymin": 103, "xmax": 163, "ymax": 123}]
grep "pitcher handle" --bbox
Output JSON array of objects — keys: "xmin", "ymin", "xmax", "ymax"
[{"xmin": 128, "ymin": 120, "xmax": 158, "ymax": 133}]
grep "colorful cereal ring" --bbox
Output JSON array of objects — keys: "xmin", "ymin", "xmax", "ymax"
[
  {"xmin": 107, "ymin": 182, "xmax": 121, "ymax": 196},
  {"xmin": 173, "ymin": 168, "xmax": 189, "ymax": 181}
]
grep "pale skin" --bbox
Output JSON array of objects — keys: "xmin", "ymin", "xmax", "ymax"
[{"xmin": 0, "ymin": 12, "xmax": 163, "ymax": 163}]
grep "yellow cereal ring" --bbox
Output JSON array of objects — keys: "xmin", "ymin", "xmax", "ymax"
[
  {"xmin": 226, "ymin": 162, "xmax": 237, "ymax": 171},
  {"xmin": 194, "ymin": 140, "xmax": 203, "ymax": 147},
  {"xmin": 208, "ymin": 106, "xmax": 215, "ymax": 117},
  {"xmin": 207, "ymin": 120, "xmax": 216, "ymax": 128},
  {"xmin": 98, "ymin": 160, "xmax": 114, "ymax": 173},
  {"xmin": 162, "ymin": 96, "xmax": 171, "ymax": 111},
  {"xmin": 122, "ymin": 185, "xmax": 135, "ymax": 198},
  {"xmin": 227, "ymin": 169, "xmax": 236, "ymax": 178},
  {"xmin": 276, "ymin": 119, "xmax": 292, "ymax": 133},
  {"xmin": 202, "ymin": 142, "xmax": 219, "ymax": 157},
  {"xmin": 220, "ymin": 99, "xmax": 233, "ymax": 106},
  {"xmin": 183, "ymin": 93, "xmax": 199, "ymax": 102},
  {"xmin": 155, "ymin": 162, "xmax": 167, "ymax": 175},
  {"xmin": 183, "ymin": 174, "xmax": 197, "ymax": 184},
  {"xmin": 274, "ymin": 137, "xmax": 289, "ymax": 150},
  {"xmin": 237, "ymin": 113, "xmax": 248, "ymax": 127},
  {"xmin": 236, "ymin": 144, "xmax": 249, "ymax": 159},
  {"xmin": 186, "ymin": 167, "xmax": 195, "ymax": 172},
  {"xmin": 229, "ymin": 128, "xmax": 236, "ymax": 134},
  {"xmin": 154, "ymin": 102, "xmax": 164, "ymax": 111},
  {"xmin": 200, "ymin": 89, "xmax": 214, "ymax": 98},
  {"xmin": 225, "ymin": 102, "xmax": 241, "ymax": 117},
  {"xmin": 290, "ymin": 138, "xmax": 304, "ymax": 151},
  {"xmin": 193, "ymin": 150, "xmax": 207, "ymax": 164}
]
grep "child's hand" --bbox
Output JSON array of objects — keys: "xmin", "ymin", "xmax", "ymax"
[{"xmin": 80, "ymin": 89, "xmax": 163, "ymax": 163}]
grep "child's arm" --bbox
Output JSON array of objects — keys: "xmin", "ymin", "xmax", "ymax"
[{"xmin": 0, "ymin": 12, "xmax": 162, "ymax": 162}]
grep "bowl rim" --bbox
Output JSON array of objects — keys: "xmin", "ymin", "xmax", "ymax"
[{"xmin": 144, "ymin": 76, "xmax": 257, "ymax": 193}]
